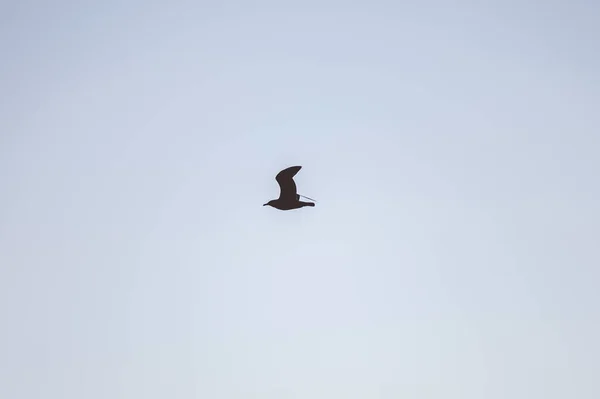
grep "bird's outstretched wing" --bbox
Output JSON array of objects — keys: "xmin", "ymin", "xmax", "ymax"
[{"xmin": 275, "ymin": 166, "xmax": 302, "ymax": 200}]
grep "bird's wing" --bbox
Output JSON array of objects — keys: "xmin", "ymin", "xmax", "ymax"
[{"xmin": 275, "ymin": 166, "xmax": 302, "ymax": 200}]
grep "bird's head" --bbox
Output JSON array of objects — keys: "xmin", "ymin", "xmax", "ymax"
[{"xmin": 263, "ymin": 200, "xmax": 275, "ymax": 207}]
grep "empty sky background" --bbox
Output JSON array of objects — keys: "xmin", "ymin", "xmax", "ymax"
[{"xmin": 1, "ymin": 1, "xmax": 599, "ymax": 398}]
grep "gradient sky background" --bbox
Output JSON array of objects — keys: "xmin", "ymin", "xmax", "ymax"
[{"xmin": 1, "ymin": 1, "xmax": 599, "ymax": 398}]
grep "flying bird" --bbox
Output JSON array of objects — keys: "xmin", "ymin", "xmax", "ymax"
[{"xmin": 263, "ymin": 166, "xmax": 316, "ymax": 211}]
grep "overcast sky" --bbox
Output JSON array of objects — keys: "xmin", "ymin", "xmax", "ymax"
[{"xmin": 1, "ymin": 1, "xmax": 599, "ymax": 398}]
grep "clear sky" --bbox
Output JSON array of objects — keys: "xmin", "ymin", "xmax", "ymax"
[{"xmin": 1, "ymin": 1, "xmax": 599, "ymax": 398}]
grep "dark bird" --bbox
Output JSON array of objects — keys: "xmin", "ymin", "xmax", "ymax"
[{"xmin": 263, "ymin": 166, "xmax": 316, "ymax": 210}]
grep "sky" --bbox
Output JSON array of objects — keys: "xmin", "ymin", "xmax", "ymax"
[{"xmin": 1, "ymin": 1, "xmax": 599, "ymax": 398}]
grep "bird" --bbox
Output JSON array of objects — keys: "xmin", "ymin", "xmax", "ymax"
[{"xmin": 263, "ymin": 166, "xmax": 316, "ymax": 211}]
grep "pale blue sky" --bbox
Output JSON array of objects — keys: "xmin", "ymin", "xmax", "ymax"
[{"xmin": 1, "ymin": 1, "xmax": 599, "ymax": 398}]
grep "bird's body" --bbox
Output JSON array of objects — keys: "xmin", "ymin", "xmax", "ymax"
[
  {"xmin": 266, "ymin": 199, "xmax": 315, "ymax": 211},
  {"xmin": 264, "ymin": 166, "xmax": 316, "ymax": 211}
]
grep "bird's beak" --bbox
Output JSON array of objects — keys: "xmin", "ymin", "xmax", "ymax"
[{"xmin": 263, "ymin": 203, "xmax": 268, "ymax": 206}]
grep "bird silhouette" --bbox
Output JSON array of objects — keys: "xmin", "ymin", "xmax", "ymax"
[{"xmin": 263, "ymin": 166, "xmax": 316, "ymax": 210}]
